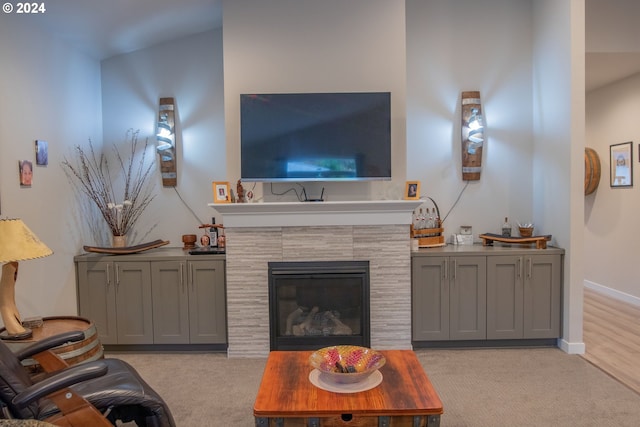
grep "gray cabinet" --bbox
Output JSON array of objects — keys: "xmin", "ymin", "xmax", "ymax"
[
  {"xmin": 412, "ymin": 255, "xmax": 486, "ymax": 341},
  {"xmin": 76, "ymin": 248, "xmax": 226, "ymax": 346},
  {"xmin": 151, "ymin": 261, "xmax": 189, "ymax": 343},
  {"xmin": 486, "ymin": 254, "xmax": 561, "ymax": 339},
  {"xmin": 412, "ymin": 245, "xmax": 563, "ymax": 344},
  {"xmin": 151, "ymin": 259, "xmax": 226, "ymax": 344},
  {"xmin": 77, "ymin": 260, "xmax": 153, "ymax": 345}
]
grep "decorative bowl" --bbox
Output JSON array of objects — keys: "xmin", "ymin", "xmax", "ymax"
[
  {"xmin": 518, "ymin": 226, "xmax": 534, "ymax": 237},
  {"xmin": 309, "ymin": 345, "xmax": 386, "ymax": 384},
  {"xmin": 182, "ymin": 234, "xmax": 197, "ymax": 249}
]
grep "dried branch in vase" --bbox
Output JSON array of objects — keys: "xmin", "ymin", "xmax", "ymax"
[{"xmin": 62, "ymin": 129, "xmax": 156, "ymax": 237}]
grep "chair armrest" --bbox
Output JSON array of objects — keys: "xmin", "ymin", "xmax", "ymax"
[
  {"xmin": 12, "ymin": 360, "xmax": 108, "ymax": 409},
  {"xmin": 14, "ymin": 331, "xmax": 85, "ymax": 361}
]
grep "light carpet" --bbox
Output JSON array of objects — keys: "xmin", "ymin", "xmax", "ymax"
[{"xmin": 109, "ymin": 347, "xmax": 640, "ymax": 427}]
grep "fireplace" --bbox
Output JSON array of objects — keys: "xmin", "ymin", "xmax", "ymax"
[
  {"xmin": 212, "ymin": 200, "xmax": 420, "ymax": 357},
  {"xmin": 269, "ymin": 261, "xmax": 370, "ymax": 350}
]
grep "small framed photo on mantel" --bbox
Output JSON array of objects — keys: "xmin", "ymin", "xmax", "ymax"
[
  {"xmin": 610, "ymin": 142, "xmax": 633, "ymax": 188},
  {"xmin": 404, "ymin": 181, "xmax": 420, "ymax": 200},
  {"xmin": 212, "ymin": 181, "xmax": 231, "ymax": 203}
]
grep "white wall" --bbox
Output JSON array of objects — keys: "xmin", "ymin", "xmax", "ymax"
[
  {"xmin": 583, "ymin": 0, "xmax": 640, "ymax": 304},
  {"xmin": 0, "ymin": 17, "xmax": 102, "ymax": 322},
  {"xmin": 100, "ymin": 29, "xmax": 226, "ymax": 246},
  {"xmin": 406, "ymin": 0, "xmax": 534, "ymax": 238},
  {"xmin": 532, "ymin": 0, "xmax": 585, "ymax": 353},
  {"xmin": 586, "ymin": 0, "xmax": 640, "ymax": 52},
  {"xmin": 585, "ymin": 73, "xmax": 640, "ymax": 303},
  {"xmin": 221, "ymin": 0, "xmax": 407, "ymax": 203}
]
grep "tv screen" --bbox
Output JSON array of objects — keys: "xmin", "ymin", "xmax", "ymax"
[{"xmin": 240, "ymin": 92, "xmax": 391, "ymax": 182}]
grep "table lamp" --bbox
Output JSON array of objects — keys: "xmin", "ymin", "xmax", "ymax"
[{"xmin": 0, "ymin": 218, "xmax": 52, "ymax": 340}]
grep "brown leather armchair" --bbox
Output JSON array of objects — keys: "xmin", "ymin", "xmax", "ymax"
[{"xmin": 0, "ymin": 331, "xmax": 175, "ymax": 427}]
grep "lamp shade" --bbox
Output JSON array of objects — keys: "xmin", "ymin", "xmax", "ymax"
[{"xmin": 0, "ymin": 218, "xmax": 52, "ymax": 263}]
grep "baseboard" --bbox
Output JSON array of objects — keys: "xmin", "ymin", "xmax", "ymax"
[
  {"xmin": 558, "ymin": 338, "xmax": 585, "ymax": 355},
  {"xmin": 584, "ymin": 280, "xmax": 640, "ymax": 307},
  {"xmin": 412, "ymin": 339, "xmax": 558, "ymax": 349}
]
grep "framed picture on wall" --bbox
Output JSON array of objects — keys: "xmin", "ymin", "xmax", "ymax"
[
  {"xmin": 610, "ymin": 142, "xmax": 633, "ymax": 188},
  {"xmin": 212, "ymin": 181, "xmax": 231, "ymax": 203},
  {"xmin": 35, "ymin": 140, "xmax": 49, "ymax": 166},
  {"xmin": 404, "ymin": 181, "xmax": 420, "ymax": 200},
  {"xmin": 19, "ymin": 160, "xmax": 33, "ymax": 187}
]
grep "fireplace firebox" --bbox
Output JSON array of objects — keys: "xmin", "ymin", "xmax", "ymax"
[{"xmin": 268, "ymin": 261, "xmax": 370, "ymax": 351}]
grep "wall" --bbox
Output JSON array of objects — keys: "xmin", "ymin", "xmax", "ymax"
[
  {"xmin": 221, "ymin": 0, "xmax": 408, "ymax": 203},
  {"xmin": 532, "ymin": 0, "xmax": 585, "ymax": 353},
  {"xmin": 100, "ymin": 29, "xmax": 226, "ymax": 246},
  {"xmin": 0, "ymin": 17, "xmax": 102, "ymax": 322},
  {"xmin": 583, "ymin": 0, "xmax": 640, "ymax": 304},
  {"xmin": 406, "ymin": 0, "xmax": 534, "ymax": 241},
  {"xmin": 585, "ymin": 72, "xmax": 640, "ymax": 303}
]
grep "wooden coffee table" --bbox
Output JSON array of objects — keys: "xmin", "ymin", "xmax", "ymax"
[{"xmin": 254, "ymin": 350, "xmax": 443, "ymax": 427}]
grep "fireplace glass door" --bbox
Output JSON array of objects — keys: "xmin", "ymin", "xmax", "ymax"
[{"xmin": 268, "ymin": 261, "xmax": 370, "ymax": 351}]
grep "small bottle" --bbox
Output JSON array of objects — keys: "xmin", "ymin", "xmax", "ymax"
[
  {"xmin": 412, "ymin": 209, "xmax": 420, "ymax": 230},
  {"xmin": 502, "ymin": 217, "xmax": 512, "ymax": 237},
  {"xmin": 427, "ymin": 209, "xmax": 435, "ymax": 229},
  {"xmin": 209, "ymin": 217, "xmax": 218, "ymax": 247}
]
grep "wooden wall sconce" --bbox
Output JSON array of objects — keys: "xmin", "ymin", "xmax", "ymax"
[
  {"xmin": 461, "ymin": 91, "xmax": 484, "ymax": 181},
  {"xmin": 157, "ymin": 97, "xmax": 177, "ymax": 187}
]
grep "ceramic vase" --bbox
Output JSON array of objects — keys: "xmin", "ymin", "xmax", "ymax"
[{"xmin": 112, "ymin": 235, "xmax": 127, "ymax": 248}]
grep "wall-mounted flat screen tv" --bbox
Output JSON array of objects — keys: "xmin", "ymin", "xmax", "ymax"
[{"xmin": 240, "ymin": 92, "xmax": 391, "ymax": 182}]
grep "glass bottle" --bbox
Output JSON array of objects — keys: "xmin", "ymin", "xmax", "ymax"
[
  {"xmin": 209, "ymin": 217, "xmax": 218, "ymax": 248},
  {"xmin": 412, "ymin": 209, "xmax": 420, "ymax": 230},
  {"xmin": 502, "ymin": 217, "xmax": 512, "ymax": 237}
]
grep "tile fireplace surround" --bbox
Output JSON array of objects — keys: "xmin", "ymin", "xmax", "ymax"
[{"xmin": 211, "ymin": 200, "xmax": 422, "ymax": 357}]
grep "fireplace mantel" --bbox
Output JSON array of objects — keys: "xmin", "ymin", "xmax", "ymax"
[{"xmin": 209, "ymin": 200, "xmax": 422, "ymax": 227}]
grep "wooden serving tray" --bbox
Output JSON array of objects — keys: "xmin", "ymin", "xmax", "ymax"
[
  {"xmin": 83, "ymin": 239, "xmax": 170, "ymax": 255},
  {"xmin": 479, "ymin": 233, "xmax": 551, "ymax": 249}
]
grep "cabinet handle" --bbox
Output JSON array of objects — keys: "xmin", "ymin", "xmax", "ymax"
[
  {"xmin": 443, "ymin": 260, "xmax": 448, "ymax": 280},
  {"xmin": 452, "ymin": 259, "xmax": 456, "ymax": 281},
  {"xmin": 517, "ymin": 257, "xmax": 522, "ymax": 280},
  {"xmin": 190, "ymin": 263, "xmax": 195, "ymax": 292},
  {"xmin": 180, "ymin": 262, "xmax": 185, "ymax": 292},
  {"xmin": 106, "ymin": 264, "xmax": 111, "ymax": 287},
  {"xmin": 115, "ymin": 263, "xmax": 120, "ymax": 288},
  {"xmin": 527, "ymin": 257, "xmax": 532, "ymax": 278}
]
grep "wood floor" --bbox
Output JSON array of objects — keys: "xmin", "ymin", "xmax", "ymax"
[{"xmin": 582, "ymin": 287, "xmax": 640, "ymax": 395}]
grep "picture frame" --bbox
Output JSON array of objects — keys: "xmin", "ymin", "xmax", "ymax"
[
  {"xmin": 610, "ymin": 142, "xmax": 633, "ymax": 188},
  {"xmin": 404, "ymin": 181, "xmax": 420, "ymax": 200},
  {"xmin": 35, "ymin": 140, "xmax": 48, "ymax": 166},
  {"xmin": 212, "ymin": 181, "xmax": 231, "ymax": 203},
  {"xmin": 19, "ymin": 160, "xmax": 33, "ymax": 187}
]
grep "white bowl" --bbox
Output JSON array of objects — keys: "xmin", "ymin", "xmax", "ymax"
[{"xmin": 309, "ymin": 345, "xmax": 386, "ymax": 384}]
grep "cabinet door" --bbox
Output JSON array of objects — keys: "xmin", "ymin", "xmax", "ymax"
[
  {"xmin": 76, "ymin": 261, "xmax": 118, "ymax": 344},
  {"xmin": 114, "ymin": 261, "xmax": 153, "ymax": 344},
  {"xmin": 449, "ymin": 256, "xmax": 486, "ymax": 340},
  {"xmin": 151, "ymin": 261, "xmax": 190, "ymax": 344},
  {"xmin": 487, "ymin": 255, "xmax": 524, "ymax": 339},
  {"xmin": 412, "ymin": 257, "xmax": 449, "ymax": 341},
  {"xmin": 188, "ymin": 260, "xmax": 227, "ymax": 344},
  {"xmin": 523, "ymin": 254, "xmax": 561, "ymax": 338}
]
